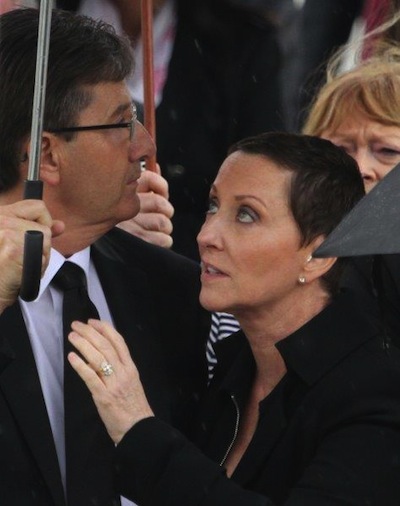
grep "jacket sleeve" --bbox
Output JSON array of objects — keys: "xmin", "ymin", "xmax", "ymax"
[
  {"xmin": 114, "ymin": 417, "xmax": 270, "ymax": 506},
  {"xmin": 114, "ymin": 403, "xmax": 400, "ymax": 506}
]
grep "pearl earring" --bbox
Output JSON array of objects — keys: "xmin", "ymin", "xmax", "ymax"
[{"xmin": 298, "ymin": 275, "xmax": 306, "ymax": 284}]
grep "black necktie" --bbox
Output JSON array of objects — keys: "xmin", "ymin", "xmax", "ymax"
[{"xmin": 52, "ymin": 261, "xmax": 119, "ymax": 506}]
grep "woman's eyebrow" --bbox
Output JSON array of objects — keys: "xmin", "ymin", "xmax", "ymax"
[{"xmin": 234, "ymin": 194, "xmax": 267, "ymax": 209}]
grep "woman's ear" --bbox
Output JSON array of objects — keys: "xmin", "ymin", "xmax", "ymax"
[
  {"xmin": 23, "ymin": 133, "xmax": 61, "ymax": 187},
  {"xmin": 302, "ymin": 236, "xmax": 337, "ymax": 283}
]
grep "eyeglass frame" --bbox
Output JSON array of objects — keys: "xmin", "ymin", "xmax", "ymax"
[{"xmin": 48, "ymin": 103, "xmax": 137, "ymax": 141}]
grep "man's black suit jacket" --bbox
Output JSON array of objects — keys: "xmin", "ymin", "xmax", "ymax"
[{"xmin": 0, "ymin": 228, "xmax": 209, "ymax": 505}]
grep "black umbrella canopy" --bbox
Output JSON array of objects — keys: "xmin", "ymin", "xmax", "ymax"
[{"xmin": 314, "ymin": 162, "xmax": 400, "ymax": 258}]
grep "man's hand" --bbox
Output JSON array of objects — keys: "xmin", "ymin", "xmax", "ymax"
[
  {"xmin": 0, "ymin": 200, "xmax": 64, "ymax": 313},
  {"xmin": 118, "ymin": 165, "xmax": 174, "ymax": 248}
]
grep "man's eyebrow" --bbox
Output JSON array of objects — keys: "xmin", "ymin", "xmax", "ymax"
[{"xmin": 110, "ymin": 102, "xmax": 134, "ymax": 119}]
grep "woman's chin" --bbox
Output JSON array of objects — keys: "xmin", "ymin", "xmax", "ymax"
[{"xmin": 199, "ymin": 291, "xmax": 230, "ymax": 313}]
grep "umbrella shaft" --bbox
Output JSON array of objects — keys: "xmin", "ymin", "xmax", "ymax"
[{"xmin": 28, "ymin": 0, "xmax": 53, "ymax": 182}]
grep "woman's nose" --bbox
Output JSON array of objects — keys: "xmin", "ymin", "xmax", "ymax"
[
  {"xmin": 197, "ymin": 216, "xmax": 223, "ymax": 251},
  {"xmin": 352, "ymin": 150, "xmax": 379, "ymax": 193}
]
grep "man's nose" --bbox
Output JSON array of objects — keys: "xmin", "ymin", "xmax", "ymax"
[{"xmin": 129, "ymin": 121, "xmax": 156, "ymax": 162}]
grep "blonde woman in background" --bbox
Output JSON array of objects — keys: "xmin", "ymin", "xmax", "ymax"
[
  {"xmin": 303, "ymin": 42, "xmax": 400, "ymax": 192},
  {"xmin": 302, "ymin": 40, "xmax": 400, "ymax": 346}
]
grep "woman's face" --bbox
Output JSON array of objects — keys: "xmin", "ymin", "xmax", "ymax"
[
  {"xmin": 320, "ymin": 111, "xmax": 400, "ymax": 193},
  {"xmin": 197, "ymin": 152, "xmax": 310, "ymax": 316}
]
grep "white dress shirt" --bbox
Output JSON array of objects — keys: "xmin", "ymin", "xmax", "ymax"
[{"xmin": 19, "ymin": 246, "xmax": 134, "ymax": 505}]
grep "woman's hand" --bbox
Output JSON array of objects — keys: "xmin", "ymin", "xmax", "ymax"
[
  {"xmin": 67, "ymin": 319, "xmax": 154, "ymax": 444},
  {"xmin": 118, "ymin": 165, "xmax": 174, "ymax": 249}
]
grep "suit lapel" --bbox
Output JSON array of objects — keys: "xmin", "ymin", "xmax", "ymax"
[{"xmin": 0, "ymin": 304, "xmax": 66, "ymax": 506}]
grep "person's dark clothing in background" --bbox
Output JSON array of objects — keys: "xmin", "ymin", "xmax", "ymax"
[{"xmin": 289, "ymin": 0, "xmax": 364, "ymax": 131}]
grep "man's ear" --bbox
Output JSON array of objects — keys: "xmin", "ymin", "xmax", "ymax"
[
  {"xmin": 303, "ymin": 236, "xmax": 337, "ymax": 283},
  {"xmin": 23, "ymin": 132, "xmax": 61, "ymax": 187}
]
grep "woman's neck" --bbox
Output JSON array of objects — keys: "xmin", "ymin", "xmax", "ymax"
[{"xmin": 236, "ymin": 286, "xmax": 331, "ymax": 392}]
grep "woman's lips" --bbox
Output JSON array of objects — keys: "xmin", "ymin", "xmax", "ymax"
[{"xmin": 201, "ymin": 261, "xmax": 228, "ymax": 278}]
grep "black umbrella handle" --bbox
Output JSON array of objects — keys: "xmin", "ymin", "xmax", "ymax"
[{"xmin": 20, "ymin": 179, "xmax": 44, "ymax": 301}]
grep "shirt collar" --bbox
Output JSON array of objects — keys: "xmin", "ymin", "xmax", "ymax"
[
  {"xmin": 213, "ymin": 290, "xmax": 380, "ymax": 391},
  {"xmin": 276, "ymin": 289, "xmax": 380, "ymax": 385},
  {"xmin": 33, "ymin": 246, "xmax": 92, "ymax": 300}
]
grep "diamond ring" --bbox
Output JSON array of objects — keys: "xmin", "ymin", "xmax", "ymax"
[{"xmin": 99, "ymin": 361, "xmax": 114, "ymax": 377}]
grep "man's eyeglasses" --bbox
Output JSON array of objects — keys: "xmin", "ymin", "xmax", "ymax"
[{"xmin": 48, "ymin": 104, "xmax": 137, "ymax": 141}]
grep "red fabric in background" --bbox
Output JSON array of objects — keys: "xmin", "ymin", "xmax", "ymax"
[{"xmin": 361, "ymin": 0, "xmax": 390, "ymax": 57}]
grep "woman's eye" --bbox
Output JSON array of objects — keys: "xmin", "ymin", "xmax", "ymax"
[
  {"xmin": 336, "ymin": 143, "xmax": 353, "ymax": 155},
  {"xmin": 237, "ymin": 206, "xmax": 258, "ymax": 223},
  {"xmin": 206, "ymin": 198, "xmax": 218, "ymax": 214},
  {"xmin": 377, "ymin": 147, "xmax": 400, "ymax": 157}
]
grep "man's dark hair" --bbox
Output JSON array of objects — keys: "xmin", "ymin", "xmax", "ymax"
[
  {"xmin": 228, "ymin": 132, "xmax": 365, "ymax": 295},
  {"xmin": 0, "ymin": 8, "xmax": 134, "ymax": 192}
]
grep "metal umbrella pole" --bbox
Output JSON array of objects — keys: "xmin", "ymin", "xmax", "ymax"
[
  {"xmin": 20, "ymin": 0, "xmax": 53, "ymax": 301},
  {"xmin": 141, "ymin": 0, "xmax": 157, "ymax": 172}
]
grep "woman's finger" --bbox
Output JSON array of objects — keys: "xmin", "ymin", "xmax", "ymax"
[
  {"xmin": 67, "ymin": 349, "xmax": 106, "ymax": 395},
  {"xmin": 70, "ymin": 320, "xmax": 135, "ymax": 370},
  {"xmin": 87, "ymin": 319, "xmax": 135, "ymax": 367},
  {"xmin": 68, "ymin": 321, "xmax": 155, "ymax": 445},
  {"xmin": 68, "ymin": 323, "xmax": 121, "ymax": 383},
  {"xmin": 68, "ymin": 331, "xmax": 109, "ymax": 373}
]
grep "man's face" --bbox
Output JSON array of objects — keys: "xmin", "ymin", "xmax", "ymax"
[{"xmin": 51, "ymin": 81, "xmax": 155, "ymax": 232}]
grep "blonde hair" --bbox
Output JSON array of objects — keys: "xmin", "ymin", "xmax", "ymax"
[
  {"xmin": 303, "ymin": 43, "xmax": 400, "ymax": 137},
  {"xmin": 303, "ymin": 3, "xmax": 400, "ymax": 137}
]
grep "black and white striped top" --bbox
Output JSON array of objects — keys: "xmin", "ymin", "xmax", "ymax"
[{"xmin": 207, "ymin": 312, "xmax": 240, "ymax": 380}]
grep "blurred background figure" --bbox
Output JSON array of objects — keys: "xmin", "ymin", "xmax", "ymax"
[
  {"xmin": 301, "ymin": 7, "xmax": 400, "ymax": 346},
  {"xmin": 56, "ymin": 0, "xmax": 285, "ymax": 260},
  {"xmin": 361, "ymin": 0, "xmax": 400, "ymax": 54},
  {"xmin": 286, "ymin": 0, "xmax": 365, "ymax": 131},
  {"xmin": 0, "ymin": 0, "xmax": 36, "ymax": 10},
  {"xmin": 0, "ymin": 0, "xmax": 15, "ymax": 13},
  {"xmin": 289, "ymin": 0, "xmax": 400, "ymax": 130},
  {"xmin": 303, "ymin": 23, "xmax": 400, "ymax": 192},
  {"xmin": 303, "ymin": 47, "xmax": 400, "ymax": 190}
]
